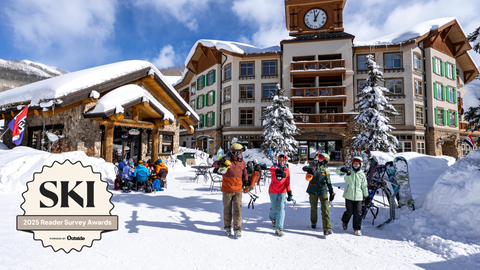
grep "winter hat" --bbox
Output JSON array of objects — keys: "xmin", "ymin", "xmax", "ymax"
[
  {"xmin": 138, "ymin": 160, "xmax": 143, "ymax": 164},
  {"xmin": 155, "ymin": 158, "xmax": 162, "ymax": 164},
  {"xmin": 123, "ymin": 158, "xmax": 127, "ymax": 163}
]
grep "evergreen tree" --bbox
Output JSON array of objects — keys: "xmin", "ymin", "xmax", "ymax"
[
  {"xmin": 260, "ymin": 84, "xmax": 299, "ymax": 158},
  {"xmin": 352, "ymin": 55, "xmax": 399, "ymax": 153},
  {"xmin": 464, "ymin": 27, "xmax": 480, "ymax": 132}
]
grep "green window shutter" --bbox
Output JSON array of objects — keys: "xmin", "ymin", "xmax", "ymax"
[
  {"xmin": 433, "ymin": 82, "xmax": 437, "ymax": 99},
  {"xmin": 441, "ymin": 61, "xmax": 444, "ymax": 76},
  {"xmin": 441, "ymin": 85, "xmax": 445, "ymax": 100},
  {"xmin": 197, "ymin": 78, "xmax": 199, "ymax": 88},
  {"xmin": 213, "ymin": 70, "xmax": 216, "ymax": 84},
  {"xmin": 455, "ymin": 112, "xmax": 458, "ymax": 127},
  {"xmin": 212, "ymin": 112, "xmax": 215, "ymax": 126},
  {"xmin": 435, "ymin": 108, "xmax": 438, "ymax": 124},
  {"xmin": 204, "ymin": 114, "xmax": 207, "ymax": 127},
  {"xmin": 453, "ymin": 89, "xmax": 457, "ymax": 104},
  {"xmin": 212, "ymin": 90, "xmax": 216, "ymax": 104},
  {"xmin": 200, "ymin": 115, "xmax": 203, "ymax": 127},
  {"xmin": 206, "ymin": 73, "xmax": 209, "ymax": 86},
  {"xmin": 196, "ymin": 97, "xmax": 199, "ymax": 109},
  {"xmin": 444, "ymin": 110, "xmax": 448, "ymax": 125},
  {"xmin": 447, "ymin": 111, "xmax": 450, "ymax": 126},
  {"xmin": 433, "ymin": 57, "xmax": 436, "ymax": 73},
  {"xmin": 453, "ymin": 65, "xmax": 456, "ymax": 79},
  {"xmin": 203, "ymin": 75, "xmax": 205, "ymax": 88},
  {"xmin": 446, "ymin": 87, "xmax": 450, "ymax": 102},
  {"xmin": 203, "ymin": 94, "xmax": 206, "ymax": 107}
]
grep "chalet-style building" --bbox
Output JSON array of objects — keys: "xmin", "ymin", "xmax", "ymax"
[
  {"xmin": 174, "ymin": 0, "xmax": 479, "ymax": 160},
  {"xmin": 0, "ymin": 60, "xmax": 199, "ymax": 164}
]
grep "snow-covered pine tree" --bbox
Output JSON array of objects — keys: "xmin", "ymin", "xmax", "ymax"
[
  {"xmin": 464, "ymin": 27, "xmax": 480, "ymax": 132},
  {"xmin": 352, "ymin": 54, "xmax": 399, "ymax": 153},
  {"xmin": 260, "ymin": 84, "xmax": 299, "ymax": 158}
]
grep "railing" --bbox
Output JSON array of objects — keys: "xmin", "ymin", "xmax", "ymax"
[
  {"xmin": 293, "ymin": 113, "xmax": 348, "ymax": 124},
  {"xmin": 291, "ymin": 86, "xmax": 345, "ymax": 97},
  {"xmin": 291, "ymin": 59, "xmax": 345, "ymax": 72}
]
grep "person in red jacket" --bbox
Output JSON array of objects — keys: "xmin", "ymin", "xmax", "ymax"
[
  {"xmin": 212, "ymin": 143, "xmax": 248, "ymax": 238},
  {"xmin": 268, "ymin": 153, "xmax": 292, "ymax": 237}
]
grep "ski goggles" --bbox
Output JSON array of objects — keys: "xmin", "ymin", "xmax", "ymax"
[
  {"xmin": 317, "ymin": 154, "xmax": 325, "ymax": 160},
  {"xmin": 352, "ymin": 158, "xmax": 362, "ymax": 163},
  {"xmin": 277, "ymin": 154, "xmax": 288, "ymax": 160}
]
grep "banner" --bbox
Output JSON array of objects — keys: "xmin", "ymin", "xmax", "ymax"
[
  {"xmin": 464, "ymin": 134, "xmax": 476, "ymax": 148},
  {"xmin": 8, "ymin": 105, "xmax": 29, "ymax": 145}
]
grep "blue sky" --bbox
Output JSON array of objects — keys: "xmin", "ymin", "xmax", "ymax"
[{"xmin": 1, "ymin": 0, "xmax": 480, "ymax": 72}]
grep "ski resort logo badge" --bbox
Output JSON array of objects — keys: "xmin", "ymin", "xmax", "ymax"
[{"xmin": 17, "ymin": 160, "xmax": 118, "ymax": 253}]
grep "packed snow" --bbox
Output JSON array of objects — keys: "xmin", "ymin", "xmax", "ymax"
[
  {"xmin": 0, "ymin": 146, "xmax": 479, "ymax": 269},
  {"xmin": 464, "ymin": 79, "xmax": 480, "ymax": 111},
  {"xmin": 355, "ymin": 17, "xmax": 456, "ymax": 46}
]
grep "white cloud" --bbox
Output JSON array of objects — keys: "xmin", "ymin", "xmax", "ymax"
[
  {"xmin": 134, "ymin": 0, "xmax": 216, "ymax": 31},
  {"xmin": 232, "ymin": 0, "xmax": 289, "ymax": 48},
  {"xmin": 152, "ymin": 45, "xmax": 176, "ymax": 69},
  {"xmin": 3, "ymin": 0, "xmax": 118, "ymax": 71}
]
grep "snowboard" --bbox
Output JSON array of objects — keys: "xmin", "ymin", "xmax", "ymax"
[{"xmin": 393, "ymin": 157, "xmax": 414, "ymax": 209}]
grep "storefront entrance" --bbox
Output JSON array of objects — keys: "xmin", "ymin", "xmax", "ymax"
[{"xmin": 111, "ymin": 127, "xmax": 142, "ymax": 164}]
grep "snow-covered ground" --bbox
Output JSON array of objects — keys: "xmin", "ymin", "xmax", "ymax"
[{"xmin": 1, "ymin": 147, "xmax": 480, "ymax": 269}]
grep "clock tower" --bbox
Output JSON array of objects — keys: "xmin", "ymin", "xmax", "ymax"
[{"xmin": 285, "ymin": 0, "xmax": 346, "ymax": 35}]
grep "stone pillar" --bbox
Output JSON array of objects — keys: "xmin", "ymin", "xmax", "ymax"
[
  {"xmin": 152, "ymin": 128, "xmax": 159, "ymax": 162},
  {"xmin": 104, "ymin": 122, "xmax": 114, "ymax": 163}
]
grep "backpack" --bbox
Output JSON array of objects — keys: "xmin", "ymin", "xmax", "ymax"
[
  {"xmin": 122, "ymin": 181, "xmax": 132, "ymax": 193},
  {"xmin": 153, "ymin": 179, "xmax": 161, "ymax": 191},
  {"xmin": 114, "ymin": 177, "xmax": 122, "ymax": 190},
  {"xmin": 145, "ymin": 181, "xmax": 154, "ymax": 193}
]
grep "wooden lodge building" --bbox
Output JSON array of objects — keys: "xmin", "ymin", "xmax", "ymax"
[{"xmin": 0, "ymin": 60, "xmax": 199, "ymax": 164}]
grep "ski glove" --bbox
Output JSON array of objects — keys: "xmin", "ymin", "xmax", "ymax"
[
  {"xmin": 329, "ymin": 192, "xmax": 335, "ymax": 202},
  {"xmin": 287, "ymin": 190, "xmax": 293, "ymax": 201},
  {"xmin": 306, "ymin": 168, "xmax": 314, "ymax": 175},
  {"xmin": 364, "ymin": 197, "xmax": 372, "ymax": 205},
  {"xmin": 275, "ymin": 168, "xmax": 286, "ymax": 180},
  {"xmin": 340, "ymin": 167, "xmax": 351, "ymax": 175}
]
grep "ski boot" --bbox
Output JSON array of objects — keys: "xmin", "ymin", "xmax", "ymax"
[
  {"xmin": 311, "ymin": 223, "xmax": 316, "ymax": 229},
  {"xmin": 275, "ymin": 228, "xmax": 285, "ymax": 237},
  {"xmin": 354, "ymin": 230, "xmax": 362, "ymax": 236},
  {"xmin": 234, "ymin": 230, "xmax": 242, "ymax": 239},
  {"xmin": 225, "ymin": 228, "xmax": 232, "ymax": 236},
  {"xmin": 342, "ymin": 223, "xmax": 348, "ymax": 230},
  {"xmin": 324, "ymin": 229, "xmax": 333, "ymax": 236},
  {"xmin": 271, "ymin": 220, "xmax": 276, "ymax": 227}
]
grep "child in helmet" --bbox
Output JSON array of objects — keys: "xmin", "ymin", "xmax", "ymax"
[
  {"xmin": 268, "ymin": 154, "xmax": 292, "ymax": 237},
  {"xmin": 336, "ymin": 156, "xmax": 368, "ymax": 236},
  {"xmin": 302, "ymin": 153, "xmax": 335, "ymax": 236}
]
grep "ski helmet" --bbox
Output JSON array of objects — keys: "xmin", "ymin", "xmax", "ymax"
[{"xmin": 352, "ymin": 155, "xmax": 362, "ymax": 164}]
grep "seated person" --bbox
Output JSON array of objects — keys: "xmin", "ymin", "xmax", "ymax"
[
  {"xmin": 134, "ymin": 160, "xmax": 150, "ymax": 184},
  {"xmin": 118, "ymin": 158, "xmax": 127, "ymax": 171},
  {"xmin": 154, "ymin": 158, "xmax": 168, "ymax": 180},
  {"xmin": 249, "ymin": 164, "xmax": 262, "ymax": 188},
  {"xmin": 122, "ymin": 159, "xmax": 134, "ymax": 181}
]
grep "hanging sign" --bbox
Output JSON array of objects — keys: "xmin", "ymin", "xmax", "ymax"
[
  {"xmin": 129, "ymin": 129, "xmax": 140, "ymax": 136},
  {"xmin": 299, "ymin": 146, "xmax": 308, "ymax": 158}
]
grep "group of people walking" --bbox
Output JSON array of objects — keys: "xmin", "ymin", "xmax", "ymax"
[{"xmin": 212, "ymin": 143, "xmax": 368, "ymax": 238}]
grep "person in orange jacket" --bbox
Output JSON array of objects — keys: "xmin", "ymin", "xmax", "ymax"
[
  {"xmin": 213, "ymin": 143, "xmax": 248, "ymax": 238},
  {"xmin": 268, "ymin": 153, "xmax": 292, "ymax": 237},
  {"xmin": 154, "ymin": 158, "xmax": 168, "ymax": 179}
]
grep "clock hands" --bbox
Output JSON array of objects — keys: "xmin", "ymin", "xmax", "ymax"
[{"xmin": 313, "ymin": 11, "xmax": 319, "ymax": 22}]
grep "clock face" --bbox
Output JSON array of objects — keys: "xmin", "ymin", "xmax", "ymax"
[{"xmin": 304, "ymin": 8, "xmax": 327, "ymax": 30}]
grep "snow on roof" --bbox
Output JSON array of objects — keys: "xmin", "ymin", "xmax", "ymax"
[
  {"xmin": 354, "ymin": 17, "xmax": 457, "ymax": 47},
  {"xmin": 85, "ymin": 84, "xmax": 174, "ymax": 121},
  {"xmin": 0, "ymin": 60, "xmax": 198, "ymax": 121},
  {"xmin": 175, "ymin": 39, "xmax": 281, "ymax": 87},
  {"xmin": 163, "ymin": 76, "xmax": 182, "ymax": 87}
]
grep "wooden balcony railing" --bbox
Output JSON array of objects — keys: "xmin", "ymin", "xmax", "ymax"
[
  {"xmin": 291, "ymin": 86, "xmax": 345, "ymax": 97},
  {"xmin": 293, "ymin": 113, "xmax": 348, "ymax": 126},
  {"xmin": 291, "ymin": 59, "xmax": 345, "ymax": 72}
]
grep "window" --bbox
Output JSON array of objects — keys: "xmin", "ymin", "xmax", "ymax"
[
  {"xmin": 435, "ymin": 58, "xmax": 442, "ymax": 75},
  {"xmin": 207, "ymin": 91, "xmax": 215, "ymax": 106},
  {"xmin": 207, "ymin": 111, "xmax": 215, "ymax": 127},
  {"xmin": 414, "ymin": 79, "xmax": 422, "ymax": 96},
  {"xmin": 262, "ymin": 84, "xmax": 276, "ymax": 98},
  {"xmin": 384, "ymin": 53, "xmax": 402, "ymax": 69},
  {"xmin": 447, "ymin": 63, "xmax": 453, "ymax": 79},
  {"xmin": 414, "ymin": 53, "xmax": 422, "ymax": 70},
  {"xmin": 404, "ymin": 142, "xmax": 412, "ymax": 152},
  {"xmin": 198, "ymin": 76, "xmax": 205, "ymax": 90},
  {"xmin": 437, "ymin": 108, "xmax": 444, "ymax": 125},
  {"xmin": 357, "ymin": 55, "xmax": 368, "ymax": 70},
  {"xmin": 196, "ymin": 95, "xmax": 204, "ymax": 109},
  {"xmin": 448, "ymin": 87, "xmax": 455, "ymax": 103},
  {"xmin": 240, "ymin": 85, "xmax": 254, "ymax": 99},
  {"xmin": 225, "ymin": 64, "xmax": 231, "ymax": 80},
  {"xmin": 190, "ymin": 82, "xmax": 196, "ymax": 95},
  {"xmin": 240, "ymin": 108, "xmax": 254, "ymax": 125},
  {"xmin": 358, "ymin": 80, "xmax": 367, "ymax": 93},
  {"xmin": 262, "ymin": 60, "xmax": 277, "ymax": 76},
  {"xmin": 434, "ymin": 83, "xmax": 443, "ymax": 99},
  {"xmin": 223, "ymin": 86, "xmax": 231, "ymax": 102},
  {"xmin": 162, "ymin": 134, "xmax": 173, "ymax": 153},
  {"xmin": 207, "ymin": 69, "xmax": 215, "ymax": 86},
  {"xmin": 240, "ymin": 62, "xmax": 254, "ymax": 76},
  {"xmin": 416, "ymin": 106, "xmax": 424, "ymax": 125},
  {"xmin": 417, "ymin": 141, "xmax": 425, "ymax": 154},
  {"xmin": 223, "ymin": 109, "xmax": 231, "ymax": 126},
  {"xmin": 190, "ymin": 100, "xmax": 195, "ymax": 110},
  {"xmin": 392, "ymin": 105, "xmax": 404, "ymax": 124},
  {"xmin": 449, "ymin": 110, "xmax": 456, "ymax": 126},
  {"xmin": 385, "ymin": 79, "xmax": 403, "ymax": 94}
]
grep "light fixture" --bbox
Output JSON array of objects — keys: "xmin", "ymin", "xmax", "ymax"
[{"xmin": 437, "ymin": 138, "xmax": 445, "ymax": 145}]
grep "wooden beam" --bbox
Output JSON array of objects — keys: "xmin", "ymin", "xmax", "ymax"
[
  {"xmin": 81, "ymin": 97, "xmax": 98, "ymax": 103},
  {"xmin": 104, "ymin": 122, "xmax": 114, "ymax": 163},
  {"xmin": 132, "ymin": 106, "xmax": 140, "ymax": 122},
  {"xmin": 153, "ymin": 119, "xmax": 171, "ymax": 128},
  {"xmin": 453, "ymin": 41, "xmax": 466, "ymax": 57},
  {"xmin": 34, "ymin": 110, "xmax": 41, "ymax": 116},
  {"xmin": 430, "ymin": 31, "xmax": 441, "ymax": 44},
  {"xmin": 152, "ymin": 128, "xmax": 159, "ymax": 162},
  {"xmin": 441, "ymin": 25, "xmax": 453, "ymax": 40},
  {"xmin": 43, "ymin": 101, "xmax": 82, "ymax": 118},
  {"xmin": 179, "ymin": 119, "xmax": 194, "ymax": 134},
  {"xmin": 178, "ymin": 115, "xmax": 191, "ymax": 120},
  {"xmin": 108, "ymin": 113, "xmax": 124, "ymax": 121},
  {"xmin": 11, "ymin": 111, "xmax": 14, "ymax": 117}
]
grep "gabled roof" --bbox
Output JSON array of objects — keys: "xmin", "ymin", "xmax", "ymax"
[{"xmin": 0, "ymin": 60, "xmax": 199, "ymax": 131}]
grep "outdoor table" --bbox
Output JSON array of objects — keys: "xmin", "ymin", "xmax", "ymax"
[{"xmin": 191, "ymin": 165, "xmax": 213, "ymax": 183}]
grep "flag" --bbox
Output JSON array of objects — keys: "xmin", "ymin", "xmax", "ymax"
[
  {"xmin": 7, "ymin": 105, "xmax": 29, "ymax": 146},
  {"xmin": 464, "ymin": 134, "xmax": 476, "ymax": 148}
]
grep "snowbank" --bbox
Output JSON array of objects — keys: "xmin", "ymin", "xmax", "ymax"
[
  {"xmin": 0, "ymin": 147, "xmax": 116, "ymax": 193},
  {"xmin": 423, "ymin": 150, "xmax": 480, "ymax": 239},
  {"xmin": 0, "ymin": 142, "xmax": 9, "ymax": 150}
]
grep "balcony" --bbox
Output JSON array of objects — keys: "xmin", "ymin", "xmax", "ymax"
[
  {"xmin": 459, "ymin": 121, "xmax": 480, "ymax": 134},
  {"xmin": 291, "ymin": 86, "xmax": 346, "ymax": 106},
  {"xmin": 293, "ymin": 113, "xmax": 348, "ymax": 127},
  {"xmin": 290, "ymin": 60, "xmax": 346, "ymax": 81}
]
